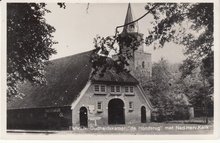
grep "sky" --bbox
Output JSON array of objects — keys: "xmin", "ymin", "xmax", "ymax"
[{"xmin": 44, "ymin": 3, "xmax": 186, "ymax": 64}]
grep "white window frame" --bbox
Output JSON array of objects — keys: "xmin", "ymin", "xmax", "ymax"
[
  {"xmin": 97, "ymin": 101, "xmax": 103, "ymax": 112},
  {"xmin": 125, "ymin": 86, "xmax": 134, "ymax": 95},
  {"xmin": 128, "ymin": 101, "xmax": 134, "ymax": 111},
  {"xmin": 125, "ymin": 86, "xmax": 129, "ymax": 93},
  {"xmin": 110, "ymin": 85, "xmax": 121, "ymax": 94},
  {"xmin": 116, "ymin": 85, "xmax": 121, "ymax": 93},
  {"xmin": 94, "ymin": 84, "xmax": 106, "ymax": 94},
  {"xmin": 100, "ymin": 85, "xmax": 106, "ymax": 92},
  {"xmin": 110, "ymin": 85, "xmax": 115, "ymax": 93},
  {"xmin": 129, "ymin": 86, "xmax": 134, "ymax": 93},
  {"xmin": 94, "ymin": 84, "xmax": 100, "ymax": 92}
]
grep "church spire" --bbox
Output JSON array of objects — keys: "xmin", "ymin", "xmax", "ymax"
[{"xmin": 123, "ymin": 3, "xmax": 138, "ymax": 33}]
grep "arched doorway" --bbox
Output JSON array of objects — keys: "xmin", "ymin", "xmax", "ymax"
[
  {"xmin": 79, "ymin": 107, "xmax": 88, "ymax": 127},
  {"xmin": 108, "ymin": 99, "xmax": 125, "ymax": 124},
  {"xmin": 141, "ymin": 106, "xmax": 147, "ymax": 123}
]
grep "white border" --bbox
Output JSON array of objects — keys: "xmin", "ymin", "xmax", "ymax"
[{"xmin": 1, "ymin": 0, "xmax": 220, "ymax": 141}]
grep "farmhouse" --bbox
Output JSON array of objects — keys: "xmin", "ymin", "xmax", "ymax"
[{"xmin": 7, "ymin": 4, "xmax": 153, "ymax": 130}]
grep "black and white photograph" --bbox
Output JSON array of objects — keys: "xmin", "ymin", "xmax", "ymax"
[{"xmin": 1, "ymin": 0, "xmax": 219, "ymax": 140}]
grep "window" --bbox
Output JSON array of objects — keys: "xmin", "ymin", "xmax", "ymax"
[
  {"xmin": 129, "ymin": 102, "xmax": 134, "ymax": 111},
  {"xmin": 100, "ymin": 85, "xmax": 106, "ymax": 92},
  {"xmin": 94, "ymin": 84, "xmax": 106, "ymax": 93},
  {"xmin": 129, "ymin": 24, "xmax": 134, "ymax": 29},
  {"xmin": 116, "ymin": 86, "xmax": 121, "ymax": 92},
  {"xmin": 130, "ymin": 86, "xmax": 134, "ymax": 93},
  {"xmin": 125, "ymin": 86, "xmax": 129, "ymax": 93},
  {"xmin": 125, "ymin": 86, "xmax": 134, "ymax": 94},
  {"xmin": 142, "ymin": 61, "xmax": 145, "ymax": 68},
  {"xmin": 94, "ymin": 84, "xmax": 99, "ymax": 92},
  {"xmin": 110, "ymin": 85, "xmax": 121, "ymax": 93},
  {"xmin": 97, "ymin": 101, "xmax": 103, "ymax": 112},
  {"xmin": 111, "ymin": 86, "xmax": 115, "ymax": 92}
]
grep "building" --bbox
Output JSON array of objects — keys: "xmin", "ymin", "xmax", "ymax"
[
  {"xmin": 119, "ymin": 3, "xmax": 152, "ymax": 83},
  {"xmin": 7, "ymin": 4, "xmax": 153, "ymax": 130}
]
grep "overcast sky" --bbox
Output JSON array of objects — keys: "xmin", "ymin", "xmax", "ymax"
[{"xmin": 44, "ymin": 3, "xmax": 186, "ymax": 64}]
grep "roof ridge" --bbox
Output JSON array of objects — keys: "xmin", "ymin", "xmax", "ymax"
[{"xmin": 48, "ymin": 50, "xmax": 93, "ymax": 62}]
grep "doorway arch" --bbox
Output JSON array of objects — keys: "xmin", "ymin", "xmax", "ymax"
[
  {"xmin": 141, "ymin": 106, "xmax": 147, "ymax": 123},
  {"xmin": 79, "ymin": 107, "xmax": 88, "ymax": 127},
  {"xmin": 108, "ymin": 99, "xmax": 125, "ymax": 124}
]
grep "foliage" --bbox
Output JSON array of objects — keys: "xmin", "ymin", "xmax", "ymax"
[
  {"xmin": 7, "ymin": 3, "xmax": 57, "ymax": 98},
  {"xmin": 91, "ymin": 3, "xmax": 214, "ymax": 90},
  {"xmin": 180, "ymin": 68, "xmax": 213, "ymax": 116},
  {"xmin": 90, "ymin": 33, "xmax": 143, "ymax": 76},
  {"xmin": 144, "ymin": 3, "xmax": 213, "ymax": 122},
  {"xmin": 145, "ymin": 3, "xmax": 213, "ymax": 84},
  {"xmin": 144, "ymin": 59, "xmax": 176, "ymax": 121},
  {"xmin": 144, "ymin": 59, "xmax": 206, "ymax": 121}
]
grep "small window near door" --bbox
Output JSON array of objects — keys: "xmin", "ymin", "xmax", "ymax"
[
  {"xmin": 128, "ymin": 101, "xmax": 134, "ymax": 111},
  {"xmin": 142, "ymin": 61, "xmax": 145, "ymax": 68},
  {"xmin": 97, "ymin": 101, "xmax": 103, "ymax": 113}
]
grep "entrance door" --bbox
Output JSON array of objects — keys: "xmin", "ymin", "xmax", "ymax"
[
  {"xmin": 141, "ymin": 106, "xmax": 147, "ymax": 123},
  {"xmin": 79, "ymin": 107, "xmax": 88, "ymax": 127},
  {"xmin": 108, "ymin": 99, "xmax": 125, "ymax": 124}
]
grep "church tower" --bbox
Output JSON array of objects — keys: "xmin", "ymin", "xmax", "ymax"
[{"xmin": 120, "ymin": 3, "xmax": 152, "ymax": 84}]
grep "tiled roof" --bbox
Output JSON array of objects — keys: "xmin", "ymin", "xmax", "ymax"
[{"xmin": 7, "ymin": 51, "xmax": 138, "ymax": 109}]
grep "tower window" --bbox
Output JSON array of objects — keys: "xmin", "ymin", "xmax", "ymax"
[
  {"xmin": 142, "ymin": 61, "xmax": 145, "ymax": 68},
  {"xmin": 129, "ymin": 24, "xmax": 134, "ymax": 29}
]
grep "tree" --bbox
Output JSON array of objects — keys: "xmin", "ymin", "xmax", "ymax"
[
  {"xmin": 90, "ymin": 32, "xmax": 142, "ymax": 76},
  {"xmin": 91, "ymin": 3, "xmax": 213, "ymax": 85},
  {"xmin": 7, "ymin": 3, "xmax": 57, "ymax": 98},
  {"xmin": 143, "ymin": 59, "xmax": 175, "ymax": 121},
  {"xmin": 90, "ymin": 4, "xmax": 158, "ymax": 75},
  {"xmin": 180, "ymin": 67, "xmax": 213, "ymax": 123},
  {"xmin": 144, "ymin": 3, "xmax": 213, "ymax": 85},
  {"xmin": 91, "ymin": 3, "xmax": 213, "ymax": 122}
]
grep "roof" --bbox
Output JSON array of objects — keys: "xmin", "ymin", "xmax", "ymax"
[
  {"xmin": 91, "ymin": 67, "xmax": 138, "ymax": 84},
  {"xmin": 122, "ymin": 3, "xmax": 138, "ymax": 33},
  {"xmin": 7, "ymin": 51, "xmax": 138, "ymax": 110}
]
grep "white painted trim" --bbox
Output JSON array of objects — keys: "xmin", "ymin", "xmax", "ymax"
[
  {"xmin": 137, "ymin": 85, "xmax": 154, "ymax": 111},
  {"xmin": 71, "ymin": 81, "xmax": 91, "ymax": 110}
]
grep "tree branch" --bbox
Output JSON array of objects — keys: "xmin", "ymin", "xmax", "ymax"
[
  {"xmin": 115, "ymin": 4, "xmax": 159, "ymax": 34},
  {"xmin": 108, "ymin": 4, "xmax": 159, "ymax": 50}
]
